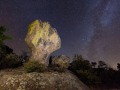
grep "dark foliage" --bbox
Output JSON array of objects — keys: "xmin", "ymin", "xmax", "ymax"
[
  {"xmin": 69, "ymin": 54, "xmax": 100, "ymax": 85},
  {"xmin": 0, "ymin": 26, "xmax": 11, "ymax": 54},
  {"xmin": 24, "ymin": 61, "xmax": 46, "ymax": 73},
  {"xmin": 69, "ymin": 54, "xmax": 120, "ymax": 87},
  {"xmin": 0, "ymin": 26, "xmax": 23, "ymax": 69},
  {"xmin": 0, "ymin": 53, "xmax": 23, "ymax": 69}
]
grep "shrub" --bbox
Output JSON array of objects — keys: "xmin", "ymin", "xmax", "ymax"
[
  {"xmin": 0, "ymin": 53, "xmax": 22, "ymax": 69},
  {"xmin": 77, "ymin": 70, "xmax": 101, "ymax": 85},
  {"xmin": 24, "ymin": 61, "xmax": 46, "ymax": 73}
]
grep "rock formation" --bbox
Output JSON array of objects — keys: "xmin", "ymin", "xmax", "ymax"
[
  {"xmin": 0, "ymin": 20, "xmax": 90, "ymax": 90},
  {"xmin": 25, "ymin": 20, "xmax": 61, "ymax": 65},
  {"xmin": 0, "ymin": 69, "xmax": 89, "ymax": 90}
]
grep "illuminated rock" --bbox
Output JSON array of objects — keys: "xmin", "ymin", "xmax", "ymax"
[
  {"xmin": 0, "ymin": 70, "xmax": 89, "ymax": 90},
  {"xmin": 25, "ymin": 20, "xmax": 61, "ymax": 65},
  {"xmin": 50, "ymin": 55, "xmax": 70, "ymax": 69}
]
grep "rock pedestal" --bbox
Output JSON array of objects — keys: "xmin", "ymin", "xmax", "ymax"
[{"xmin": 25, "ymin": 20, "xmax": 61, "ymax": 65}]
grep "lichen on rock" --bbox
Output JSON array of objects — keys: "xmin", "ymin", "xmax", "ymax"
[{"xmin": 25, "ymin": 20, "xmax": 61, "ymax": 65}]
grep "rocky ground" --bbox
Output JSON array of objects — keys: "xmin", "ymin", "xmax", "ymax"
[{"xmin": 0, "ymin": 68, "xmax": 89, "ymax": 90}]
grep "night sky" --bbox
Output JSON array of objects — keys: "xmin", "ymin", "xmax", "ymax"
[{"xmin": 0, "ymin": 0, "xmax": 120, "ymax": 68}]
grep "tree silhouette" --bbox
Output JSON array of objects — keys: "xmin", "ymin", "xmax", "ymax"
[
  {"xmin": 0, "ymin": 26, "xmax": 11, "ymax": 54},
  {"xmin": 117, "ymin": 63, "xmax": 120, "ymax": 71},
  {"xmin": 98, "ymin": 61, "xmax": 107, "ymax": 69},
  {"xmin": 91, "ymin": 62, "xmax": 97, "ymax": 69}
]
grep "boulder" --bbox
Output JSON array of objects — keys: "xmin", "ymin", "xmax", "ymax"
[
  {"xmin": 25, "ymin": 20, "xmax": 61, "ymax": 65},
  {"xmin": 50, "ymin": 55, "xmax": 70, "ymax": 69}
]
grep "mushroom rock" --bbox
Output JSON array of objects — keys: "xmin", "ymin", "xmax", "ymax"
[{"xmin": 25, "ymin": 20, "xmax": 61, "ymax": 65}]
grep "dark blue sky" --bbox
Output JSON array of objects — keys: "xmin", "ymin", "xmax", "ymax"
[{"xmin": 0, "ymin": 0, "xmax": 120, "ymax": 68}]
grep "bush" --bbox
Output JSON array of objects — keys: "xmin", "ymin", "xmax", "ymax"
[
  {"xmin": 70, "ymin": 59, "xmax": 91, "ymax": 71},
  {"xmin": 24, "ymin": 61, "xmax": 46, "ymax": 73},
  {"xmin": 77, "ymin": 70, "xmax": 101, "ymax": 85},
  {"xmin": 0, "ymin": 53, "xmax": 22, "ymax": 69}
]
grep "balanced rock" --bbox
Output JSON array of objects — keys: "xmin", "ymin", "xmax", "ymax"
[{"xmin": 25, "ymin": 20, "xmax": 61, "ymax": 65}]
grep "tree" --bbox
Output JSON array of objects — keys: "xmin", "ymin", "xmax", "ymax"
[
  {"xmin": 73, "ymin": 54, "xmax": 84, "ymax": 61},
  {"xmin": 0, "ymin": 26, "xmax": 11, "ymax": 54},
  {"xmin": 91, "ymin": 62, "xmax": 97, "ymax": 69},
  {"xmin": 69, "ymin": 55, "xmax": 100, "ymax": 84},
  {"xmin": 98, "ymin": 61, "xmax": 107, "ymax": 69},
  {"xmin": 117, "ymin": 63, "xmax": 120, "ymax": 71},
  {"xmin": 0, "ymin": 26, "xmax": 11, "ymax": 44},
  {"xmin": 70, "ymin": 54, "xmax": 91, "ymax": 71}
]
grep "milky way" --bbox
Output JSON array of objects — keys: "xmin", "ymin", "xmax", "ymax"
[{"xmin": 0, "ymin": 0, "xmax": 120, "ymax": 68}]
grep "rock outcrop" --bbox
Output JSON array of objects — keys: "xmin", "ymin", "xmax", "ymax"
[
  {"xmin": 25, "ymin": 20, "xmax": 61, "ymax": 65},
  {"xmin": 0, "ymin": 20, "xmax": 90, "ymax": 90},
  {"xmin": 0, "ymin": 69, "xmax": 89, "ymax": 90}
]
